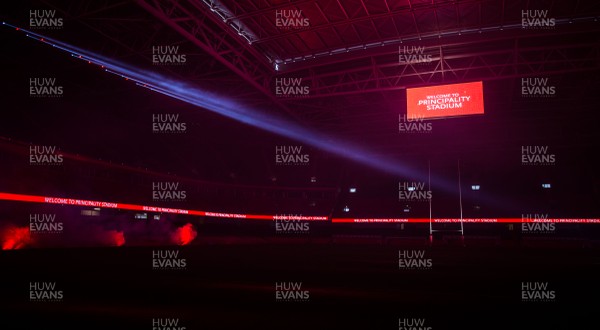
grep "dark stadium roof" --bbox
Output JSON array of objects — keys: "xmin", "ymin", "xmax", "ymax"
[{"xmin": 1, "ymin": 0, "xmax": 599, "ymax": 217}]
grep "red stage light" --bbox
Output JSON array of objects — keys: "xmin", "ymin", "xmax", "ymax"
[
  {"xmin": 1, "ymin": 226, "xmax": 31, "ymax": 250},
  {"xmin": 172, "ymin": 223, "xmax": 197, "ymax": 246},
  {"xmin": 107, "ymin": 230, "xmax": 125, "ymax": 246}
]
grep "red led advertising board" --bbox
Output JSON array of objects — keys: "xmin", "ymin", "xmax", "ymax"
[{"xmin": 406, "ymin": 81, "xmax": 484, "ymax": 119}]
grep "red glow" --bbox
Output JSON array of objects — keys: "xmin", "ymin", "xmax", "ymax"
[
  {"xmin": 107, "ymin": 230, "xmax": 125, "ymax": 246},
  {"xmin": 172, "ymin": 223, "xmax": 197, "ymax": 246},
  {"xmin": 1, "ymin": 226, "xmax": 32, "ymax": 250},
  {"xmin": 406, "ymin": 81, "xmax": 484, "ymax": 119}
]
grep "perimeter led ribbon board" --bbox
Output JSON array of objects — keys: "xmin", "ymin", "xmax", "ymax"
[{"xmin": 406, "ymin": 81, "xmax": 484, "ymax": 119}]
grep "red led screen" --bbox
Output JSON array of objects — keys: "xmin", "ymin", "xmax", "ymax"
[{"xmin": 406, "ymin": 81, "xmax": 484, "ymax": 119}]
